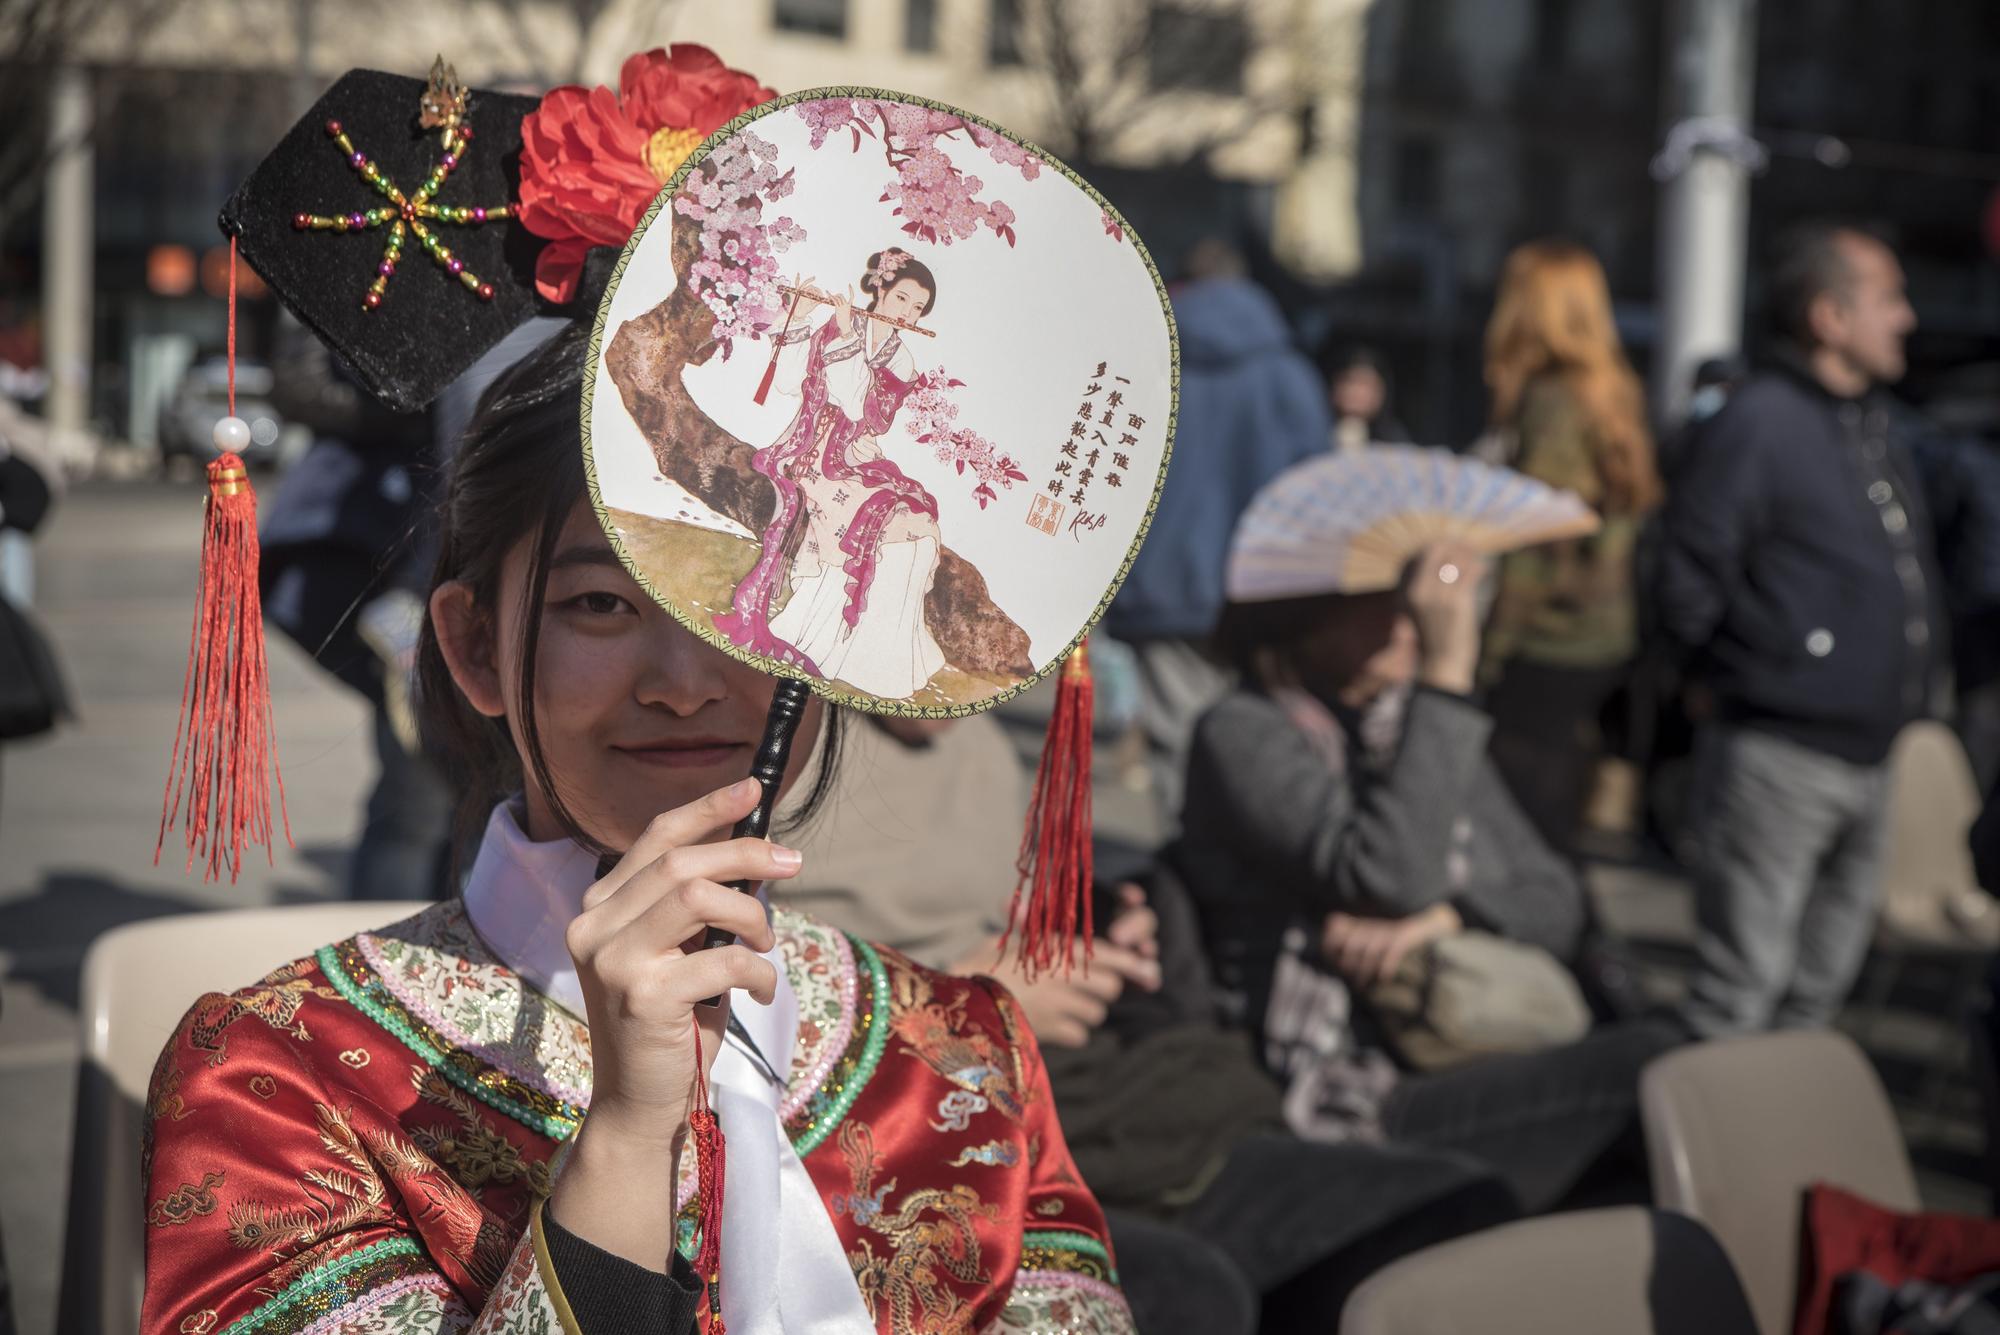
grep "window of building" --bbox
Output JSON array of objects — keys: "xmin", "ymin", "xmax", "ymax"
[
  {"xmin": 1523, "ymin": 144, "xmax": 1570, "ymax": 234},
  {"xmin": 989, "ymin": 0, "xmax": 1023, "ymax": 65},
  {"xmin": 907, "ymin": 0, "xmax": 939, "ymax": 52},
  {"xmin": 1532, "ymin": 0, "xmax": 1573, "ymax": 72},
  {"xmin": 774, "ymin": 0, "xmax": 847, "ymax": 40},
  {"xmin": 1146, "ymin": 6, "xmax": 1250, "ymax": 94},
  {"xmin": 1394, "ymin": 135, "xmax": 1440, "ymax": 214}
]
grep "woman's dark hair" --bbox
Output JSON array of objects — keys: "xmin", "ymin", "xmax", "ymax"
[
  {"xmin": 1315, "ymin": 340, "xmax": 1390, "ymax": 390},
  {"xmin": 417, "ymin": 320, "xmax": 844, "ymax": 865},
  {"xmin": 860, "ymin": 247, "xmax": 937, "ymax": 317},
  {"xmin": 1209, "ymin": 592, "xmax": 1348, "ymax": 683}
]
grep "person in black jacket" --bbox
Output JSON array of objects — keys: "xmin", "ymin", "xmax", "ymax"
[
  {"xmin": 1912, "ymin": 429, "xmax": 2000, "ymax": 792},
  {"xmin": 1660, "ymin": 220, "xmax": 1938, "ymax": 1038}
]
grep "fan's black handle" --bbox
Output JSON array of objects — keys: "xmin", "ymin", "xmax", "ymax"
[
  {"xmin": 707, "ymin": 678, "xmax": 811, "ymax": 944},
  {"xmin": 702, "ymin": 678, "xmax": 811, "ymax": 1004}
]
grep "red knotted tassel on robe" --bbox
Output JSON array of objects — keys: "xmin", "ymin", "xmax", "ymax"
[
  {"xmin": 1003, "ymin": 644, "xmax": 1095, "ymax": 976},
  {"xmin": 690, "ymin": 1021, "xmax": 728, "ymax": 1332},
  {"xmin": 156, "ymin": 450, "xmax": 291, "ymax": 882}
]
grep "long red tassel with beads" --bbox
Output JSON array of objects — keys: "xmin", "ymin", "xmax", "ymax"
[
  {"xmin": 690, "ymin": 1022, "xmax": 727, "ymax": 1333},
  {"xmin": 155, "ymin": 452, "xmax": 290, "ymax": 881},
  {"xmin": 156, "ymin": 237, "xmax": 290, "ymax": 881},
  {"xmin": 1002, "ymin": 644, "xmax": 1095, "ymax": 977}
]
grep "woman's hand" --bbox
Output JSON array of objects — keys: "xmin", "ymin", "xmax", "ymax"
[
  {"xmin": 949, "ymin": 884, "xmax": 1162, "ymax": 1048},
  {"xmin": 793, "ymin": 274, "xmax": 827, "ymax": 308},
  {"xmin": 1104, "ymin": 882, "xmax": 1160, "ymax": 962},
  {"xmin": 1320, "ymin": 903, "xmax": 1463, "ymax": 988},
  {"xmin": 1404, "ymin": 541, "xmax": 1489, "ymax": 695},
  {"xmin": 833, "ymin": 286, "xmax": 856, "ymax": 337},
  {"xmin": 548, "ymin": 777, "xmax": 801, "ymax": 1269}
]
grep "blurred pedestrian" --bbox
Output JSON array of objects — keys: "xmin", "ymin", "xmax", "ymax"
[
  {"xmin": 1659, "ymin": 354, "xmax": 1748, "ymax": 483},
  {"xmin": 1633, "ymin": 353, "xmax": 1751, "ymax": 860},
  {"xmin": 1318, "ymin": 342, "xmax": 1410, "ymax": 451},
  {"xmin": 263, "ymin": 315, "xmax": 451, "ymax": 900},
  {"xmin": 1177, "ymin": 530, "xmax": 1674, "ymax": 1216},
  {"xmin": 1661, "ymin": 220, "xmax": 1937, "ymax": 1038},
  {"xmin": 1478, "ymin": 240, "xmax": 1663, "ymax": 851},
  {"xmin": 1104, "ymin": 239, "xmax": 1330, "ymax": 815},
  {"xmin": 1911, "ymin": 428, "xmax": 2000, "ymax": 791}
]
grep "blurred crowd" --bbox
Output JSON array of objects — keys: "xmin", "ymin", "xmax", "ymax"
[
  {"xmin": 9, "ymin": 209, "xmax": 2000, "ymax": 1335},
  {"xmin": 177, "ymin": 216, "xmax": 1991, "ymax": 1332}
]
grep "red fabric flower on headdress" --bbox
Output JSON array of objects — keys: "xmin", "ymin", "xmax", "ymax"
[{"xmin": 517, "ymin": 45, "xmax": 776, "ymax": 303}]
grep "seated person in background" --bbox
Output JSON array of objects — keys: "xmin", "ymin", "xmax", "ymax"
[
  {"xmin": 775, "ymin": 711, "xmax": 1526, "ymax": 1334},
  {"xmin": 1176, "ymin": 538, "xmax": 1681, "ymax": 1216}
]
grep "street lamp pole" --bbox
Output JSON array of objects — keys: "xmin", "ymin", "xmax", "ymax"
[{"xmin": 1653, "ymin": 0, "xmax": 1760, "ymax": 426}]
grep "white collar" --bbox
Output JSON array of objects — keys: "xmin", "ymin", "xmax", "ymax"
[
  {"xmin": 458, "ymin": 802, "xmax": 874, "ymax": 1335},
  {"xmin": 461, "ymin": 802, "xmax": 598, "ymax": 1019}
]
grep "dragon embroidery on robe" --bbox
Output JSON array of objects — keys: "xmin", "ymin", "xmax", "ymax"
[
  {"xmin": 836, "ymin": 1121, "xmax": 1000, "ymax": 1334},
  {"xmin": 185, "ymin": 961, "xmax": 344, "ymax": 1066}
]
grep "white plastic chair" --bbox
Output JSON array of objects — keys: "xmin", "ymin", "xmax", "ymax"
[
  {"xmin": 1641, "ymin": 1030, "xmax": 1920, "ymax": 1335},
  {"xmin": 1341, "ymin": 1207, "xmax": 1758, "ymax": 1335},
  {"xmin": 57, "ymin": 903, "xmax": 415, "ymax": 1335}
]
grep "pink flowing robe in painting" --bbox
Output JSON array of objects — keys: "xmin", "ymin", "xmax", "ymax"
[{"xmin": 714, "ymin": 310, "xmax": 949, "ymax": 700}]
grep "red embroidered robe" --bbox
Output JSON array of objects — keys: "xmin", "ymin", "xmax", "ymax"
[{"xmin": 140, "ymin": 902, "xmax": 1133, "ymax": 1335}]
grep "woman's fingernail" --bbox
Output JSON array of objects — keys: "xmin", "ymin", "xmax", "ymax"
[
  {"xmin": 770, "ymin": 845, "xmax": 803, "ymax": 869},
  {"xmin": 733, "ymin": 777, "xmax": 761, "ymax": 799}
]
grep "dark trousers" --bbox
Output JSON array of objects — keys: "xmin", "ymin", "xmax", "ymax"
[
  {"xmin": 1105, "ymin": 1210, "xmax": 1260, "ymax": 1335},
  {"xmin": 1169, "ymin": 1135, "xmax": 1517, "ymax": 1334},
  {"xmin": 1107, "ymin": 1022, "xmax": 1677, "ymax": 1332},
  {"xmin": 1381, "ymin": 1019, "xmax": 1682, "ymax": 1213},
  {"xmin": 1486, "ymin": 658, "xmax": 1627, "ymax": 851}
]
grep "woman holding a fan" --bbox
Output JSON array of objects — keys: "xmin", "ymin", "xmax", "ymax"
[
  {"xmin": 140, "ymin": 60, "xmax": 1155, "ymax": 1335},
  {"xmin": 1171, "ymin": 453, "xmax": 1680, "ymax": 1221}
]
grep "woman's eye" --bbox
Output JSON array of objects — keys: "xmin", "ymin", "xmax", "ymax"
[{"xmin": 564, "ymin": 590, "xmax": 633, "ymax": 616}]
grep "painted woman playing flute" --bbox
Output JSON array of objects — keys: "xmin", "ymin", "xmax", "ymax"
[{"xmin": 713, "ymin": 247, "xmax": 950, "ymax": 701}]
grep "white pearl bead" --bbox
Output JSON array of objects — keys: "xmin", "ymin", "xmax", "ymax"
[{"xmin": 212, "ymin": 415, "xmax": 252, "ymax": 454}]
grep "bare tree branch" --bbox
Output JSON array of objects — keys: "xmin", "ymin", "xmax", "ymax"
[
  {"xmin": 0, "ymin": 0, "xmax": 190, "ymax": 236},
  {"xmin": 1013, "ymin": 0, "xmax": 1360, "ymax": 174}
]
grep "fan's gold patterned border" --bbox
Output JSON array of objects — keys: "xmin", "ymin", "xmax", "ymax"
[{"xmin": 581, "ymin": 86, "xmax": 1180, "ymax": 719}]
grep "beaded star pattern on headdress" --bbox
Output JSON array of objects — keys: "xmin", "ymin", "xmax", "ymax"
[{"xmin": 290, "ymin": 57, "xmax": 512, "ymax": 311}]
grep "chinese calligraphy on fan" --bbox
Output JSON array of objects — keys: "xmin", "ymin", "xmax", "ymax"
[{"xmin": 1027, "ymin": 360, "xmax": 1144, "ymax": 542}]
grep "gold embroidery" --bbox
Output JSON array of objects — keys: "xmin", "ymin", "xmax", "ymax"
[
  {"xmin": 249, "ymin": 1074, "xmax": 278, "ymax": 1100},
  {"xmin": 885, "ymin": 956, "xmax": 1024, "ymax": 1121},
  {"xmin": 409, "ymin": 1065, "xmax": 553, "ymax": 1200},
  {"xmin": 149, "ymin": 1170, "xmax": 225, "ymax": 1227},
  {"xmin": 226, "ymin": 1104, "xmax": 391, "ymax": 1259},
  {"xmin": 836, "ymin": 1121, "xmax": 997, "ymax": 1333},
  {"xmin": 228, "ymin": 1101, "xmax": 513, "ymax": 1296},
  {"xmin": 150, "ymin": 1059, "xmax": 194, "ymax": 1123},
  {"xmin": 186, "ymin": 961, "xmax": 343, "ymax": 1067},
  {"xmin": 179, "ymin": 1310, "xmax": 218, "ymax": 1334},
  {"xmin": 368, "ymin": 1131, "xmax": 515, "ymax": 1288},
  {"xmin": 1035, "ymin": 1199, "xmax": 1065, "ymax": 1217},
  {"xmin": 338, "ymin": 1047, "xmax": 371, "ymax": 1069}
]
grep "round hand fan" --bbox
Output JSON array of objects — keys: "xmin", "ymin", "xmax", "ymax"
[
  {"xmin": 584, "ymin": 90, "xmax": 1176, "ymax": 719},
  {"xmin": 1226, "ymin": 444, "xmax": 1601, "ymax": 601}
]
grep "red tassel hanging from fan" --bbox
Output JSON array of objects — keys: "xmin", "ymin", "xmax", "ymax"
[
  {"xmin": 1003, "ymin": 643, "xmax": 1095, "ymax": 977},
  {"xmin": 690, "ymin": 1021, "xmax": 728, "ymax": 1333},
  {"xmin": 156, "ymin": 237, "xmax": 291, "ymax": 881}
]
